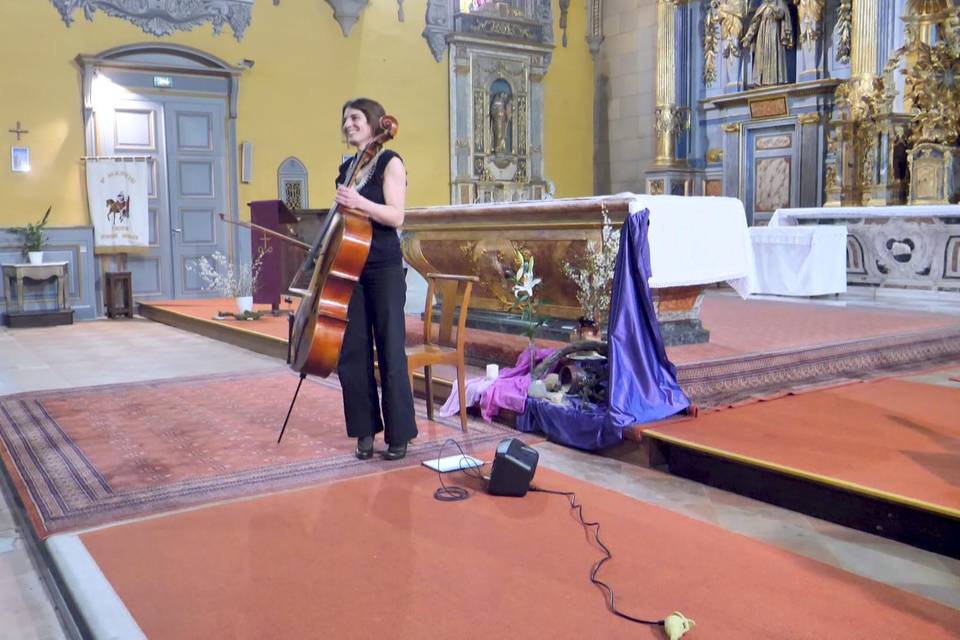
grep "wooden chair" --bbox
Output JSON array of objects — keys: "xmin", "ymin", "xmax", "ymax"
[{"xmin": 406, "ymin": 272, "xmax": 479, "ymax": 432}]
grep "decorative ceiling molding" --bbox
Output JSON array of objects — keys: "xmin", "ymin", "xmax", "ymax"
[
  {"xmin": 424, "ymin": 1, "xmax": 556, "ymax": 64},
  {"xmin": 51, "ymin": 0, "xmax": 255, "ymax": 41},
  {"xmin": 325, "ymin": 0, "xmax": 370, "ymax": 36},
  {"xmin": 586, "ymin": 0, "xmax": 603, "ymax": 59},
  {"xmin": 422, "ymin": 0, "xmax": 454, "ymax": 62}
]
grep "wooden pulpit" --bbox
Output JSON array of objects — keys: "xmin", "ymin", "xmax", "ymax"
[{"xmin": 248, "ymin": 200, "xmax": 301, "ymax": 312}]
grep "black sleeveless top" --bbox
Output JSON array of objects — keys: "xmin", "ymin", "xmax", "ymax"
[{"xmin": 336, "ymin": 149, "xmax": 404, "ymax": 266}]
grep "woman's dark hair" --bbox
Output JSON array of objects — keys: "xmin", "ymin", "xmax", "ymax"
[{"xmin": 341, "ymin": 98, "xmax": 387, "ymax": 134}]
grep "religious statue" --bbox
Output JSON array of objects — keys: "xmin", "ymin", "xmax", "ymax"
[
  {"xmin": 795, "ymin": 0, "xmax": 824, "ymax": 44},
  {"xmin": 741, "ymin": 0, "xmax": 794, "ymax": 86},
  {"xmin": 490, "ymin": 91, "xmax": 512, "ymax": 154},
  {"xmin": 718, "ymin": 0, "xmax": 747, "ymax": 58}
]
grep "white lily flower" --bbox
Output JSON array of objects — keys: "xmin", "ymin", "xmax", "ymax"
[{"xmin": 513, "ymin": 268, "xmax": 541, "ymax": 298}]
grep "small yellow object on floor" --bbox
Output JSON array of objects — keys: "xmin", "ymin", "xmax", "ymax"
[{"xmin": 663, "ymin": 611, "xmax": 695, "ymax": 639}]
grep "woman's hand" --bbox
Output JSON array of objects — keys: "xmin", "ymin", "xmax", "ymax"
[{"xmin": 335, "ymin": 185, "xmax": 369, "ymax": 212}]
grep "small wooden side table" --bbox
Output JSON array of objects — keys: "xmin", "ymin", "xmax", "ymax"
[
  {"xmin": 104, "ymin": 272, "xmax": 134, "ymax": 318},
  {"xmin": 1, "ymin": 262, "xmax": 73, "ymax": 327}
]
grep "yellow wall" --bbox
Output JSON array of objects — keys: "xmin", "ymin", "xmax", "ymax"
[
  {"xmin": 544, "ymin": 4, "xmax": 595, "ymax": 198},
  {"xmin": 0, "ymin": 1, "xmax": 593, "ymax": 228}
]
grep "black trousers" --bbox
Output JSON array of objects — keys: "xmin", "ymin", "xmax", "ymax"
[{"xmin": 337, "ymin": 261, "xmax": 418, "ymax": 445}]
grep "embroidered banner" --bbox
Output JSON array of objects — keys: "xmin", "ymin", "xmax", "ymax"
[{"xmin": 85, "ymin": 158, "xmax": 149, "ymax": 253}]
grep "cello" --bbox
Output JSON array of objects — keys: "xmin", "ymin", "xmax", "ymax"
[{"xmin": 276, "ymin": 115, "xmax": 399, "ymax": 442}]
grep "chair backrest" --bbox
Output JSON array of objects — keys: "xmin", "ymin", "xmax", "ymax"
[{"xmin": 422, "ymin": 273, "xmax": 479, "ymax": 352}]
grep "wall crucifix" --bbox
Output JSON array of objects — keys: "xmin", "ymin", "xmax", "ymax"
[{"xmin": 8, "ymin": 121, "xmax": 29, "ymax": 140}]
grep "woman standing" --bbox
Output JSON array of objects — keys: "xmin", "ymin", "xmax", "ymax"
[{"xmin": 334, "ymin": 98, "xmax": 417, "ymax": 460}]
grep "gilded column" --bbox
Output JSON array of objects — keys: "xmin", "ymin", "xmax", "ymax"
[
  {"xmin": 654, "ymin": 0, "xmax": 687, "ymax": 166},
  {"xmin": 850, "ymin": 0, "xmax": 879, "ymax": 78}
]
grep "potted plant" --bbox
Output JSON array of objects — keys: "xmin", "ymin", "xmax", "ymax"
[
  {"xmin": 187, "ymin": 249, "xmax": 266, "ymax": 315},
  {"xmin": 17, "ymin": 206, "xmax": 51, "ymax": 264},
  {"xmin": 562, "ymin": 206, "xmax": 620, "ymax": 340},
  {"xmin": 504, "ymin": 248, "xmax": 545, "ymax": 389}
]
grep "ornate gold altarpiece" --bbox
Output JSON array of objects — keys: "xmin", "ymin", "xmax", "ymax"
[{"xmin": 648, "ymin": 0, "xmax": 960, "ymax": 216}]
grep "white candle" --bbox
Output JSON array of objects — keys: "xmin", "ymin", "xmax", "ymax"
[{"xmin": 486, "ymin": 364, "xmax": 499, "ymax": 380}]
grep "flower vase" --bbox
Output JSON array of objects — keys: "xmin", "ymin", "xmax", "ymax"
[
  {"xmin": 527, "ymin": 339, "xmax": 538, "ymax": 377},
  {"xmin": 571, "ymin": 317, "xmax": 601, "ymax": 342},
  {"xmin": 526, "ymin": 338, "xmax": 547, "ymax": 398},
  {"xmin": 236, "ymin": 295, "xmax": 253, "ymax": 314},
  {"xmin": 27, "ymin": 251, "xmax": 43, "ymax": 265}
]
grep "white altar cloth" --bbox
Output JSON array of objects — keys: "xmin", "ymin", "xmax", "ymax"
[
  {"xmin": 626, "ymin": 194, "xmax": 757, "ymax": 297},
  {"xmin": 749, "ymin": 225, "xmax": 847, "ymax": 296},
  {"xmin": 770, "ymin": 204, "xmax": 960, "ymax": 226}
]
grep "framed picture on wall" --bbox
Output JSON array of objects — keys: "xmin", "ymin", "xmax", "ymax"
[{"xmin": 11, "ymin": 147, "xmax": 30, "ymax": 173}]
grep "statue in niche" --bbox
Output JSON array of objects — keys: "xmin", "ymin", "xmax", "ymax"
[
  {"xmin": 490, "ymin": 91, "xmax": 513, "ymax": 154},
  {"xmin": 741, "ymin": 0, "xmax": 794, "ymax": 86},
  {"xmin": 718, "ymin": 0, "xmax": 747, "ymax": 58}
]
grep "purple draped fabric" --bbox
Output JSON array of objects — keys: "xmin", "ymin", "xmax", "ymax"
[
  {"xmin": 437, "ymin": 376, "xmax": 494, "ymax": 418},
  {"xmin": 478, "ymin": 347, "xmax": 557, "ymax": 421},
  {"xmin": 516, "ymin": 397, "xmax": 623, "ymax": 450},
  {"xmin": 607, "ymin": 207, "xmax": 690, "ymax": 427}
]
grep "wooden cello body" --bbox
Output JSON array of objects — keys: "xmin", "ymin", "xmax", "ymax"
[{"xmin": 288, "ymin": 115, "xmax": 398, "ymax": 378}]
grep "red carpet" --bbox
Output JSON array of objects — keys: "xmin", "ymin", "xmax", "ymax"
[
  {"xmin": 643, "ymin": 378, "xmax": 960, "ymax": 515},
  {"xmin": 0, "ymin": 370, "xmax": 522, "ymax": 537},
  {"xmin": 79, "ymin": 465, "xmax": 960, "ymax": 639}
]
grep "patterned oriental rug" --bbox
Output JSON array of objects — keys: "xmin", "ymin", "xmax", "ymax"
[
  {"xmin": 0, "ymin": 370, "xmax": 520, "ymax": 538},
  {"xmin": 679, "ymin": 325, "xmax": 960, "ymax": 410},
  {"xmin": 141, "ymin": 298, "xmax": 960, "ymax": 411}
]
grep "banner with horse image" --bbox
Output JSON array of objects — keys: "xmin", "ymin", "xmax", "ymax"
[{"xmin": 85, "ymin": 157, "xmax": 149, "ymax": 253}]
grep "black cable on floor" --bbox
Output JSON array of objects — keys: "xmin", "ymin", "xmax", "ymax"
[
  {"xmin": 530, "ymin": 485, "xmax": 665, "ymax": 629},
  {"xmin": 431, "ymin": 438, "xmax": 487, "ymax": 502}
]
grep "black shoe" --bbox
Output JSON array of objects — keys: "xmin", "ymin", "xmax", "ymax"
[
  {"xmin": 382, "ymin": 442, "xmax": 407, "ymax": 461},
  {"xmin": 355, "ymin": 436, "xmax": 374, "ymax": 460}
]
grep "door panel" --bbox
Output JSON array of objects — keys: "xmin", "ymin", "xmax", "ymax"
[
  {"xmin": 95, "ymin": 95, "xmax": 230, "ymax": 301},
  {"xmin": 165, "ymin": 100, "xmax": 228, "ymax": 298},
  {"xmin": 114, "ymin": 109, "xmax": 156, "ymax": 149},
  {"xmin": 97, "ymin": 99, "xmax": 170, "ymax": 298},
  {"xmin": 180, "ymin": 208, "xmax": 216, "ymax": 244},
  {"xmin": 178, "ymin": 161, "xmax": 215, "ymax": 196},
  {"xmin": 176, "ymin": 113, "xmax": 212, "ymax": 150}
]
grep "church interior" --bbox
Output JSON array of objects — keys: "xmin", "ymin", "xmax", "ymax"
[{"xmin": 1, "ymin": 1, "xmax": 959, "ymax": 638}]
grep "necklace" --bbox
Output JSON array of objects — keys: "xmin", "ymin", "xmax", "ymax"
[{"xmin": 351, "ymin": 150, "xmax": 383, "ymax": 191}]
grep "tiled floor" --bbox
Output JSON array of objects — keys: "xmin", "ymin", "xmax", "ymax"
[{"xmin": 0, "ymin": 301, "xmax": 958, "ymax": 638}]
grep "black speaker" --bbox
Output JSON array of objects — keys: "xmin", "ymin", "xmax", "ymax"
[{"xmin": 487, "ymin": 438, "xmax": 539, "ymax": 497}]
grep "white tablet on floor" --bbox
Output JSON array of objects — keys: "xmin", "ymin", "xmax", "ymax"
[{"xmin": 422, "ymin": 454, "xmax": 483, "ymax": 473}]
